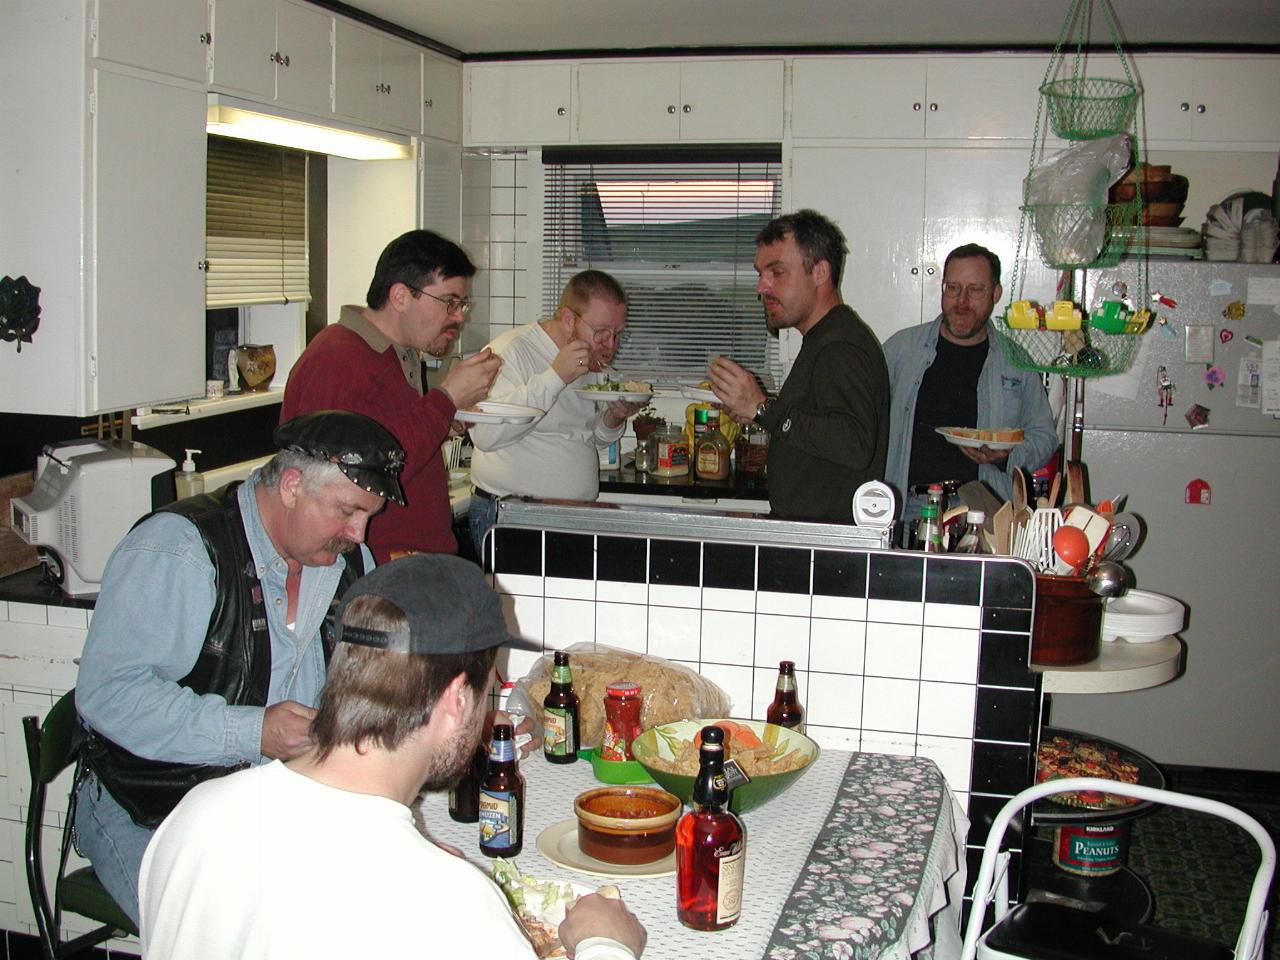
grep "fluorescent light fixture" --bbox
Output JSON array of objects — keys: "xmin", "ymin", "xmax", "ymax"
[{"xmin": 206, "ymin": 95, "xmax": 411, "ymax": 161}]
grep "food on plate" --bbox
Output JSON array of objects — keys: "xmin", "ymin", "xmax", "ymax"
[
  {"xmin": 942, "ymin": 426, "xmax": 1024, "ymax": 444},
  {"xmin": 492, "ymin": 861, "xmax": 583, "ymax": 958},
  {"xmin": 1036, "ymin": 733, "xmax": 1141, "ymax": 808},
  {"xmin": 580, "ymin": 380, "xmax": 652, "ymax": 394},
  {"xmin": 644, "ymin": 721, "xmax": 809, "ymax": 778}
]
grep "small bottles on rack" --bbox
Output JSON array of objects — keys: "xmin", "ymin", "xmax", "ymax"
[
  {"xmin": 543, "ymin": 650, "xmax": 580, "ymax": 764},
  {"xmin": 479, "ymin": 722, "xmax": 525, "ymax": 858},
  {"xmin": 766, "ymin": 660, "xmax": 805, "ymax": 733},
  {"xmin": 952, "ymin": 510, "xmax": 988, "ymax": 554},
  {"xmin": 913, "ymin": 503, "xmax": 944, "ymax": 553},
  {"xmin": 675, "ymin": 725, "xmax": 746, "ymax": 931}
]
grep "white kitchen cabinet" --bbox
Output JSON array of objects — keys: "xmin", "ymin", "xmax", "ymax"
[
  {"xmin": 421, "ymin": 52, "xmax": 462, "ymax": 142},
  {"xmin": 467, "ymin": 63, "xmax": 573, "ymax": 145},
  {"xmin": 791, "ymin": 145, "xmax": 1058, "ymax": 343},
  {"xmin": 0, "ymin": 2, "xmax": 207, "ymax": 416},
  {"xmin": 791, "ymin": 55, "xmax": 1046, "ymax": 141},
  {"xmin": 1136, "ymin": 55, "xmax": 1280, "ymax": 144},
  {"xmin": 576, "ymin": 59, "xmax": 783, "ymax": 142},
  {"xmin": 333, "ymin": 20, "xmax": 421, "ymax": 134},
  {"xmin": 93, "ymin": 0, "xmax": 207, "ymax": 83},
  {"xmin": 209, "ymin": 0, "xmax": 333, "ymax": 117}
]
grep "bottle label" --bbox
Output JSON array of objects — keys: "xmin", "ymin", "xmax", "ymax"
[
  {"xmin": 552, "ymin": 663, "xmax": 572, "ymax": 685},
  {"xmin": 479, "ymin": 790, "xmax": 519, "ymax": 851},
  {"xmin": 488, "ymin": 738, "xmax": 515, "ymax": 764},
  {"xmin": 715, "ymin": 840, "xmax": 745, "ymax": 924},
  {"xmin": 544, "ymin": 708, "xmax": 575, "ymax": 756}
]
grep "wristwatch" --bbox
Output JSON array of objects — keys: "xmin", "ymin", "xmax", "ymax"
[{"xmin": 753, "ymin": 397, "xmax": 772, "ymax": 424}]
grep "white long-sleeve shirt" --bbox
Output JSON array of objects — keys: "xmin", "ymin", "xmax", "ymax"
[{"xmin": 469, "ymin": 323, "xmax": 624, "ymax": 501}]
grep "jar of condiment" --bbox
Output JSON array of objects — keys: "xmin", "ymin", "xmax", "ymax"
[
  {"xmin": 731, "ymin": 422, "xmax": 766, "ymax": 478},
  {"xmin": 651, "ymin": 426, "xmax": 690, "ymax": 478},
  {"xmin": 695, "ymin": 409, "xmax": 731, "ymax": 481},
  {"xmin": 600, "ymin": 681, "xmax": 644, "ymax": 761}
]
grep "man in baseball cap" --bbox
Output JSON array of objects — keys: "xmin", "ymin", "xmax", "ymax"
[
  {"xmin": 75, "ymin": 410, "xmax": 405, "ymax": 927},
  {"xmin": 140, "ymin": 555, "xmax": 648, "ymax": 960}
]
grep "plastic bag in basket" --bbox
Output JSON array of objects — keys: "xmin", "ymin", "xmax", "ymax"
[{"xmin": 506, "ymin": 643, "xmax": 732, "ymax": 749}]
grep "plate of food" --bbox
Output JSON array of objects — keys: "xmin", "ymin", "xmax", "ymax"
[
  {"xmin": 573, "ymin": 380, "xmax": 653, "ymax": 403},
  {"xmin": 678, "ymin": 383, "xmax": 719, "ymax": 403},
  {"xmin": 536, "ymin": 819, "xmax": 677, "ymax": 879},
  {"xmin": 1035, "ymin": 732, "xmax": 1143, "ymax": 810},
  {"xmin": 492, "ymin": 861, "xmax": 612, "ymax": 958},
  {"xmin": 455, "ymin": 402, "xmax": 542, "ymax": 425},
  {"xmin": 935, "ymin": 426, "xmax": 1023, "ymax": 450}
]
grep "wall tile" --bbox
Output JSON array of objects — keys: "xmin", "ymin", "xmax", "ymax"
[
  {"xmin": 921, "ymin": 627, "xmax": 981, "ymax": 683},
  {"xmin": 756, "ymin": 591, "xmax": 811, "ymax": 617},
  {"xmin": 595, "ymin": 602, "xmax": 647, "ymax": 653},
  {"xmin": 44, "ymin": 608, "xmax": 87, "ymax": 630},
  {"xmin": 544, "ymin": 598, "xmax": 595, "ymax": 648},
  {"xmin": 973, "ymin": 687, "xmax": 1038, "ymax": 744},
  {"xmin": 860, "ymin": 731, "xmax": 918, "ymax": 756},
  {"xmin": 597, "ymin": 536, "xmax": 646, "ymax": 583},
  {"xmin": 982, "ymin": 607, "xmax": 1033, "ymax": 633},
  {"xmin": 864, "ymin": 622, "xmax": 923, "ymax": 679},
  {"xmin": 494, "ymin": 572, "xmax": 544, "ymax": 598},
  {"xmin": 810, "ymin": 594, "xmax": 866, "ymax": 621},
  {"xmin": 647, "ymin": 605, "xmax": 700, "ymax": 661},
  {"xmin": 868, "ymin": 553, "xmax": 924, "ymax": 602},
  {"xmin": 809, "ymin": 617, "xmax": 866, "ymax": 674},
  {"xmin": 984, "ymin": 562, "xmax": 1034, "ymax": 608},
  {"xmin": 648, "ymin": 539, "xmax": 700, "ymax": 587},
  {"xmin": 924, "ymin": 601, "xmax": 981, "ymax": 629},
  {"xmin": 924, "ymin": 557, "xmax": 982, "ymax": 605},
  {"xmin": 545, "ymin": 532, "xmax": 594, "ymax": 581},
  {"xmin": 700, "ymin": 610, "xmax": 754, "ymax": 665},
  {"xmin": 702, "ymin": 543, "xmax": 755, "ymax": 591},
  {"xmin": 697, "ymin": 662, "xmax": 753, "ymax": 715},
  {"xmin": 493, "ymin": 528, "xmax": 543, "ymax": 576},
  {"xmin": 970, "ymin": 741, "xmax": 1034, "ymax": 795},
  {"xmin": 596, "ymin": 580, "xmax": 647, "ymax": 605},
  {"xmin": 757, "ymin": 546, "xmax": 811, "ymax": 594},
  {"xmin": 6, "ymin": 605, "xmax": 46, "ymax": 626},
  {"xmin": 753, "ymin": 614, "xmax": 809, "ymax": 670},
  {"xmin": 977, "ymin": 633, "xmax": 1037, "ymax": 688},
  {"xmin": 917, "ymin": 681, "xmax": 977, "ymax": 739},
  {"xmin": 701, "ymin": 586, "xmax": 754, "ymax": 613},
  {"xmin": 862, "ymin": 677, "xmax": 920, "ymax": 733},
  {"xmin": 867, "ymin": 598, "xmax": 924, "ymax": 625},
  {"xmin": 813, "ymin": 550, "xmax": 867, "ymax": 597},
  {"xmin": 805, "ymin": 671, "xmax": 862, "ymax": 729},
  {"xmin": 545, "ymin": 575, "xmax": 595, "ymax": 601},
  {"xmin": 648, "ymin": 584, "xmax": 700, "ymax": 609},
  {"xmin": 916, "ymin": 734, "xmax": 975, "ymax": 796}
]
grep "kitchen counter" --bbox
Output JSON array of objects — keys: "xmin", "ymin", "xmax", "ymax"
[
  {"xmin": 599, "ymin": 459, "xmax": 768, "ymax": 500},
  {"xmin": 0, "ymin": 564, "xmax": 94, "ymax": 608}
]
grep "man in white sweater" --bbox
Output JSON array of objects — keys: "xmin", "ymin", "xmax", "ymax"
[
  {"xmin": 139, "ymin": 554, "xmax": 646, "ymax": 960},
  {"xmin": 468, "ymin": 270, "xmax": 647, "ymax": 557}
]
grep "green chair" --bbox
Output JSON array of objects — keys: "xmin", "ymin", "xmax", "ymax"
[{"xmin": 23, "ymin": 690, "xmax": 138, "ymax": 958}]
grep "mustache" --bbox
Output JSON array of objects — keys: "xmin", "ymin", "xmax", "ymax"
[{"xmin": 321, "ymin": 535, "xmax": 358, "ymax": 555}]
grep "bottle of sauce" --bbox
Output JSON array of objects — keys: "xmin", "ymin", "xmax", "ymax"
[
  {"xmin": 600, "ymin": 682, "xmax": 644, "ymax": 761},
  {"xmin": 543, "ymin": 650, "xmax": 580, "ymax": 764},
  {"xmin": 447, "ymin": 744, "xmax": 488, "ymax": 822},
  {"xmin": 952, "ymin": 510, "xmax": 988, "ymax": 554},
  {"xmin": 676, "ymin": 725, "xmax": 745, "ymax": 931},
  {"xmin": 766, "ymin": 660, "xmax": 805, "ymax": 733},
  {"xmin": 913, "ymin": 503, "xmax": 943, "ymax": 553},
  {"xmin": 479, "ymin": 722, "xmax": 524, "ymax": 858},
  {"xmin": 694, "ymin": 408, "xmax": 731, "ymax": 481}
]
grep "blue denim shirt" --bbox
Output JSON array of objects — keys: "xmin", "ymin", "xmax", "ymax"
[
  {"xmin": 883, "ymin": 315, "xmax": 1059, "ymax": 508},
  {"xmin": 76, "ymin": 475, "xmax": 369, "ymax": 765}
]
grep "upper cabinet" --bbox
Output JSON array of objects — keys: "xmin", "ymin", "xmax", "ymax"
[
  {"xmin": 1136, "ymin": 55, "xmax": 1280, "ymax": 144},
  {"xmin": 421, "ymin": 52, "xmax": 462, "ymax": 142},
  {"xmin": 209, "ymin": 0, "xmax": 333, "ymax": 117},
  {"xmin": 467, "ymin": 63, "xmax": 573, "ymax": 145},
  {"xmin": 791, "ymin": 56, "xmax": 1046, "ymax": 140},
  {"xmin": 576, "ymin": 59, "xmax": 783, "ymax": 142},
  {"xmin": 93, "ymin": 0, "xmax": 207, "ymax": 83},
  {"xmin": 333, "ymin": 20, "xmax": 422, "ymax": 134}
]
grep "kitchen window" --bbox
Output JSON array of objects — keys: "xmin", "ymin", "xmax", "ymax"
[
  {"xmin": 541, "ymin": 146, "xmax": 782, "ymax": 386},
  {"xmin": 205, "ymin": 136, "xmax": 309, "ymax": 307}
]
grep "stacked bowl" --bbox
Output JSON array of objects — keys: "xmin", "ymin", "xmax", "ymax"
[{"xmin": 1109, "ymin": 164, "xmax": 1189, "ymax": 226}]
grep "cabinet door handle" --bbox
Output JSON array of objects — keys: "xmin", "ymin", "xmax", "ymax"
[
  {"xmin": 384, "ymin": 83, "xmax": 391, "ymax": 95},
  {"xmin": 913, "ymin": 102, "xmax": 922, "ymax": 111},
  {"xmin": 910, "ymin": 266, "xmax": 919, "ymax": 276},
  {"xmin": 424, "ymin": 98, "xmax": 433, "ymax": 109},
  {"xmin": 283, "ymin": 54, "xmax": 289, "ymax": 67},
  {"xmin": 556, "ymin": 106, "xmax": 566, "ymax": 116},
  {"xmin": 926, "ymin": 266, "xmax": 936, "ymax": 276},
  {"xmin": 1179, "ymin": 102, "xmax": 1190, "ymax": 112},
  {"xmin": 1196, "ymin": 104, "xmax": 1206, "ymax": 114},
  {"xmin": 198, "ymin": 259, "xmax": 209, "ymax": 271},
  {"xmin": 199, "ymin": 32, "xmax": 212, "ymax": 45},
  {"xmin": 929, "ymin": 102, "xmax": 938, "ymax": 112},
  {"xmin": 667, "ymin": 104, "xmax": 676, "ymax": 114},
  {"xmin": 682, "ymin": 104, "xmax": 691, "ymax": 113}
]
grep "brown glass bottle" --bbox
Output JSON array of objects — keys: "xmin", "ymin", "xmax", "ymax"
[
  {"xmin": 478, "ymin": 722, "xmax": 525, "ymax": 858},
  {"xmin": 675, "ymin": 725, "xmax": 746, "ymax": 931},
  {"xmin": 543, "ymin": 650, "xmax": 581, "ymax": 764},
  {"xmin": 766, "ymin": 660, "xmax": 805, "ymax": 733},
  {"xmin": 447, "ymin": 743, "xmax": 488, "ymax": 822}
]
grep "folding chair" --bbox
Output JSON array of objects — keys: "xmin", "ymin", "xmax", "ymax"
[
  {"xmin": 961, "ymin": 777, "xmax": 1275, "ymax": 960},
  {"xmin": 23, "ymin": 690, "xmax": 138, "ymax": 958}
]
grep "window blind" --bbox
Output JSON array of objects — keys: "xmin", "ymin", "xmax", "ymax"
[
  {"xmin": 541, "ymin": 147, "xmax": 782, "ymax": 387},
  {"xmin": 205, "ymin": 135, "xmax": 309, "ymax": 307}
]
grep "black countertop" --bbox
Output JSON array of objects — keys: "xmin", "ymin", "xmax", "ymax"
[
  {"xmin": 599, "ymin": 459, "xmax": 769, "ymax": 500},
  {"xmin": 0, "ymin": 564, "xmax": 96, "ymax": 608}
]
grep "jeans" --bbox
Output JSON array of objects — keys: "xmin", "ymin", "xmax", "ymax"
[
  {"xmin": 468, "ymin": 493, "xmax": 500, "ymax": 567},
  {"xmin": 73, "ymin": 774, "xmax": 150, "ymax": 926}
]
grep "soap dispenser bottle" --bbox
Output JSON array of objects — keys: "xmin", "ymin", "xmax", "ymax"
[{"xmin": 175, "ymin": 448, "xmax": 204, "ymax": 499}]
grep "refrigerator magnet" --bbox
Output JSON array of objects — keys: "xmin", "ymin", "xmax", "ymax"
[{"xmin": 1184, "ymin": 325, "xmax": 1215, "ymax": 364}]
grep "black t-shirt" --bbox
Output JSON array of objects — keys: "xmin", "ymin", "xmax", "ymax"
[{"xmin": 906, "ymin": 337, "xmax": 989, "ymax": 489}]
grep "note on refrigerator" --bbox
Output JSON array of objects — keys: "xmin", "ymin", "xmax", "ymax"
[{"xmin": 1263, "ymin": 340, "xmax": 1280, "ymax": 416}]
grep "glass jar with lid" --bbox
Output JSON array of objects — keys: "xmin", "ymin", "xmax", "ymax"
[
  {"xmin": 734, "ymin": 422, "xmax": 769, "ymax": 477},
  {"xmin": 650, "ymin": 425, "xmax": 690, "ymax": 478}
]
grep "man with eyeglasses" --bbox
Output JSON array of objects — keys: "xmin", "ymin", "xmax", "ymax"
[
  {"xmin": 882, "ymin": 242, "xmax": 1058, "ymax": 520},
  {"xmin": 282, "ymin": 230, "xmax": 502, "ymax": 562},
  {"xmin": 467, "ymin": 270, "xmax": 647, "ymax": 558}
]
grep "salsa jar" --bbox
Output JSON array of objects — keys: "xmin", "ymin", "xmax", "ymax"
[
  {"xmin": 651, "ymin": 426, "xmax": 690, "ymax": 478},
  {"xmin": 600, "ymin": 682, "xmax": 645, "ymax": 761}
]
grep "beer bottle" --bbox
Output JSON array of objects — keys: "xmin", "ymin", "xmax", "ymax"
[
  {"xmin": 543, "ymin": 650, "xmax": 580, "ymax": 764},
  {"xmin": 447, "ymin": 743, "xmax": 488, "ymax": 823},
  {"xmin": 676, "ymin": 725, "xmax": 745, "ymax": 931},
  {"xmin": 478, "ymin": 723, "xmax": 525, "ymax": 858},
  {"xmin": 766, "ymin": 660, "xmax": 805, "ymax": 733}
]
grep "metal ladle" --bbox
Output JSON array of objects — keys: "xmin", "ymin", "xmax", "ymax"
[{"xmin": 1087, "ymin": 560, "xmax": 1130, "ymax": 598}]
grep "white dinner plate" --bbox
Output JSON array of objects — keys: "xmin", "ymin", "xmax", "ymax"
[
  {"xmin": 679, "ymin": 385, "xmax": 719, "ymax": 403},
  {"xmin": 572, "ymin": 388, "xmax": 653, "ymax": 404},
  {"xmin": 935, "ymin": 427, "xmax": 1020, "ymax": 451},
  {"xmin": 535, "ymin": 819, "xmax": 676, "ymax": 879},
  {"xmin": 455, "ymin": 402, "xmax": 542, "ymax": 425},
  {"xmin": 1102, "ymin": 589, "xmax": 1185, "ymax": 640}
]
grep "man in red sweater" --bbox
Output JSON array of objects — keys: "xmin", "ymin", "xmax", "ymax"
[{"xmin": 282, "ymin": 230, "xmax": 501, "ymax": 561}]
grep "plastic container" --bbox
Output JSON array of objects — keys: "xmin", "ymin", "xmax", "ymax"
[{"xmin": 1031, "ymin": 574, "xmax": 1103, "ymax": 666}]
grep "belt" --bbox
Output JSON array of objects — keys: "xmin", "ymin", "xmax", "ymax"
[{"xmin": 472, "ymin": 486, "xmax": 499, "ymax": 501}]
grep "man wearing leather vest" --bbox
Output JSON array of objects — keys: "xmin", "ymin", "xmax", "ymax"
[{"xmin": 73, "ymin": 411, "xmax": 405, "ymax": 927}]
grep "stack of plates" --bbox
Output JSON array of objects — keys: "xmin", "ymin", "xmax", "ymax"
[{"xmin": 1101, "ymin": 589, "xmax": 1185, "ymax": 643}]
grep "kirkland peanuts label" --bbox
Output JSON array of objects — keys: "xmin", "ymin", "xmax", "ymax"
[
  {"xmin": 479, "ymin": 790, "xmax": 519, "ymax": 852},
  {"xmin": 1053, "ymin": 824, "xmax": 1122, "ymax": 876}
]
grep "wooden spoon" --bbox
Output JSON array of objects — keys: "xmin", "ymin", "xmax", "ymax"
[
  {"xmin": 1065, "ymin": 460, "xmax": 1086, "ymax": 507},
  {"xmin": 1048, "ymin": 472, "xmax": 1062, "ymax": 509}
]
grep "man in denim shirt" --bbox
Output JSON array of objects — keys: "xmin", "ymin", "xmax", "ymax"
[
  {"xmin": 883, "ymin": 244, "xmax": 1058, "ymax": 522},
  {"xmin": 73, "ymin": 411, "xmax": 402, "ymax": 926}
]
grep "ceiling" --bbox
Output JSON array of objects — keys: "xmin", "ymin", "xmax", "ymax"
[{"xmin": 338, "ymin": 0, "xmax": 1280, "ymax": 58}]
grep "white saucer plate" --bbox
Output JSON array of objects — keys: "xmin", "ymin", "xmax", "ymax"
[
  {"xmin": 935, "ymin": 427, "xmax": 1019, "ymax": 451},
  {"xmin": 455, "ymin": 402, "xmax": 542, "ymax": 425},
  {"xmin": 535, "ymin": 819, "xmax": 676, "ymax": 879},
  {"xmin": 573, "ymin": 388, "xmax": 653, "ymax": 404}
]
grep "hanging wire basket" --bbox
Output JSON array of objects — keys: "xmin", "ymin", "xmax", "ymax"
[
  {"xmin": 995, "ymin": 318, "xmax": 1142, "ymax": 379},
  {"xmin": 1024, "ymin": 198, "xmax": 1141, "ymax": 269},
  {"xmin": 1040, "ymin": 77, "xmax": 1139, "ymax": 140}
]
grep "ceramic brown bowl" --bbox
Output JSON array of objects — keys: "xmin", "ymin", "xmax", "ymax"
[{"xmin": 573, "ymin": 786, "xmax": 681, "ymax": 865}]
